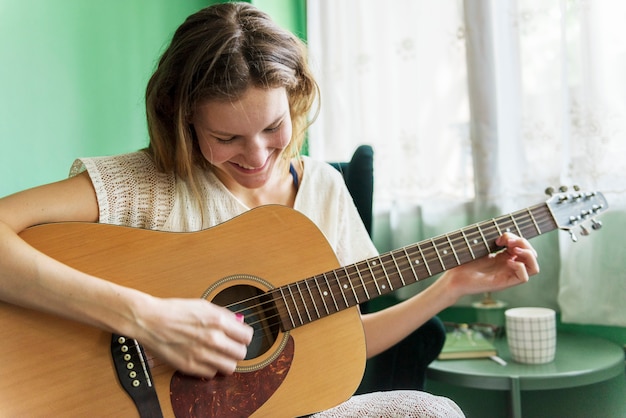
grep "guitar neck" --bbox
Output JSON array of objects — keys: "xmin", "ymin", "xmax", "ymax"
[{"xmin": 276, "ymin": 202, "xmax": 556, "ymax": 331}]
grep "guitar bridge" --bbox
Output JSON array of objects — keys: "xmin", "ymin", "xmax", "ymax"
[{"xmin": 111, "ymin": 334, "xmax": 163, "ymax": 418}]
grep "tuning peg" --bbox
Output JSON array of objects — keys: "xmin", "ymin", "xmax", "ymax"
[
  {"xmin": 559, "ymin": 186, "xmax": 568, "ymax": 192},
  {"xmin": 580, "ymin": 225, "xmax": 590, "ymax": 236},
  {"xmin": 573, "ymin": 185, "xmax": 580, "ymax": 191},
  {"xmin": 545, "ymin": 187, "xmax": 555, "ymax": 196},
  {"xmin": 591, "ymin": 219, "xmax": 603, "ymax": 230},
  {"xmin": 569, "ymin": 230, "xmax": 578, "ymax": 242}
]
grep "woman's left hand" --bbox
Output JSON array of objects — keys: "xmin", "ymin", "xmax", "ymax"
[{"xmin": 443, "ymin": 232, "xmax": 540, "ymax": 298}]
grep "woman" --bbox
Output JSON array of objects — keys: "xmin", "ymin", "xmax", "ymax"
[{"xmin": 0, "ymin": 3, "xmax": 538, "ymax": 417}]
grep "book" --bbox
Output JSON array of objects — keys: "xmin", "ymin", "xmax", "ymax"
[{"xmin": 438, "ymin": 328, "xmax": 498, "ymax": 360}]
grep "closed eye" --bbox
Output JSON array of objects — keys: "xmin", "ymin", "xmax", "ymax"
[
  {"xmin": 265, "ymin": 120, "xmax": 283, "ymax": 133},
  {"xmin": 213, "ymin": 135, "xmax": 235, "ymax": 143}
]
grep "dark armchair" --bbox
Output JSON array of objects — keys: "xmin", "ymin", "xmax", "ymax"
[{"xmin": 329, "ymin": 145, "xmax": 446, "ymax": 393}]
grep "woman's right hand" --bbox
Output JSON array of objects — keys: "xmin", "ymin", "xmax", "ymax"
[{"xmin": 132, "ymin": 296, "xmax": 254, "ymax": 378}]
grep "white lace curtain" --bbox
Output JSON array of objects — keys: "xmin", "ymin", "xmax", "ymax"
[{"xmin": 307, "ymin": 0, "xmax": 626, "ymax": 327}]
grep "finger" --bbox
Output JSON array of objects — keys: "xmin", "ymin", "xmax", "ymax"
[
  {"xmin": 512, "ymin": 247, "xmax": 540, "ymax": 275},
  {"xmin": 198, "ymin": 348, "xmax": 242, "ymax": 376},
  {"xmin": 180, "ymin": 333, "xmax": 248, "ymax": 377},
  {"xmin": 177, "ymin": 350, "xmax": 234, "ymax": 378},
  {"xmin": 497, "ymin": 233, "xmax": 538, "ymax": 258},
  {"xmin": 506, "ymin": 257, "xmax": 531, "ymax": 284},
  {"xmin": 201, "ymin": 303, "xmax": 254, "ymax": 345},
  {"xmin": 225, "ymin": 312, "xmax": 254, "ymax": 345}
]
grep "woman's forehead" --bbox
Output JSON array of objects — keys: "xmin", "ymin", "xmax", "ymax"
[{"xmin": 194, "ymin": 87, "xmax": 289, "ymax": 131}]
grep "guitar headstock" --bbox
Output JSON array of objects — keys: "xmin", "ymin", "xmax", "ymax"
[{"xmin": 545, "ymin": 186, "xmax": 608, "ymax": 242}]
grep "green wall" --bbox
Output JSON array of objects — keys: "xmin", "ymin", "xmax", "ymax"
[
  {"xmin": 0, "ymin": 0, "xmax": 305, "ymax": 198},
  {"xmin": 0, "ymin": 0, "xmax": 208, "ymax": 197}
]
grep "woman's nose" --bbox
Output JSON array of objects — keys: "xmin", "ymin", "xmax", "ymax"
[{"xmin": 243, "ymin": 135, "xmax": 269, "ymax": 167}]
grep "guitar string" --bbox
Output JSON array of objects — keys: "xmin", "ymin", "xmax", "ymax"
[
  {"xmin": 143, "ymin": 202, "xmax": 589, "ymax": 373},
  {"xmin": 231, "ymin": 209, "xmax": 548, "ymax": 323},
  {"xmin": 217, "ymin": 207, "xmax": 554, "ymax": 342}
]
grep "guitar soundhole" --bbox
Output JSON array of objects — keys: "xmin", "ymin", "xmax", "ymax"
[{"xmin": 211, "ymin": 284, "xmax": 279, "ymax": 360}]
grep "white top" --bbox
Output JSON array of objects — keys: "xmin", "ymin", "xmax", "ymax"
[
  {"xmin": 70, "ymin": 151, "xmax": 377, "ymax": 266},
  {"xmin": 69, "ymin": 153, "xmax": 466, "ymax": 416}
]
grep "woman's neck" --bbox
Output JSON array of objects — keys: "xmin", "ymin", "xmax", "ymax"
[{"xmin": 223, "ymin": 158, "xmax": 300, "ymax": 209}]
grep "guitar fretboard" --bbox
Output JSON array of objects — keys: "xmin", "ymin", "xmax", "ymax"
[{"xmin": 274, "ymin": 202, "xmax": 557, "ymax": 331}]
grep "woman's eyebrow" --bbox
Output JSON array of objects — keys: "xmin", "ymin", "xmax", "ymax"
[{"xmin": 209, "ymin": 112, "xmax": 287, "ymax": 136}]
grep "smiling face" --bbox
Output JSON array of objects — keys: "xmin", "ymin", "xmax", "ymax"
[{"xmin": 191, "ymin": 86, "xmax": 294, "ymax": 201}]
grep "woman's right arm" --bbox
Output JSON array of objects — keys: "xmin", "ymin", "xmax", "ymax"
[{"xmin": 0, "ymin": 172, "xmax": 252, "ymax": 377}]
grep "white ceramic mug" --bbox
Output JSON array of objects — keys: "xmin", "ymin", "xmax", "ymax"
[{"xmin": 505, "ymin": 307, "xmax": 556, "ymax": 364}]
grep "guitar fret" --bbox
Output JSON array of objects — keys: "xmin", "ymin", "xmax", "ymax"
[
  {"xmin": 436, "ymin": 236, "xmax": 459, "ymax": 269},
  {"xmin": 460, "ymin": 228, "xmax": 476, "ymax": 259},
  {"xmin": 278, "ymin": 287, "xmax": 297, "ymax": 329},
  {"xmin": 493, "ymin": 219, "xmax": 502, "ymax": 235},
  {"xmin": 451, "ymin": 231, "xmax": 473, "ymax": 264},
  {"xmin": 510, "ymin": 214, "xmax": 522, "ymax": 236},
  {"xmin": 477, "ymin": 225, "xmax": 490, "ymax": 251},
  {"xmin": 464, "ymin": 225, "xmax": 491, "ymax": 259},
  {"xmin": 432, "ymin": 239, "xmax": 446, "ymax": 270},
  {"xmin": 389, "ymin": 252, "xmax": 403, "ymax": 289},
  {"xmin": 342, "ymin": 268, "xmax": 359, "ymax": 306},
  {"xmin": 289, "ymin": 284, "xmax": 305, "ymax": 326},
  {"xmin": 304, "ymin": 279, "xmax": 321, "ymax": 320},
  {"xmin": 354, "ymin": 262, "xmax": 371, "ymax": 301},
  {"xmin": 500, "ymin": 218, "xmax": 513, "ymax": 233},
  {"xmin": 295, "ymin": 281, "xmax": 313, "ymax": 324},
  {"xmin": 368, "ymin": 256, "xmax": 385, "ymax": 296},
  {"xmin": 402, "ymin": 247, "xmax": 420, "ymax": 281},
  {"xmin": 520, "ymin": 212, "xmax": 538, "ymax": 238},
  {"xmin": 533, "ymin": 204, "xmax": 557, "ymax": 235},
  {"xmin": 417, "ymin": 244, "xmax": 432, "ymax": 276},
  {"xmin": 483, "ymin": 220, "xmax": 503, "ymax": 252},
  {"xmin": 323, "ymin": 272, "xmax": 340, "ymax": 314},
  {"xmin": 528, "ymin": 208, "xmax": 542, "ymax": 234},
  {"xmin": 342, "ymin": 266, "xmax": 362, "ymax": 304},
  {"xmin": 401, "ymin": 251, "xmax": 414, "ymax": 284},
  {"xmin": 332, "ymin": 270, "xmax": 350, "ymax": 309},
  {"xmin": 366, "ymin": 258, "xmax": 384, "ymax": 296},
  {"xmin": 314, "ymin": 277, "xmax": 331, "ymax": 316},
  {"xmin": 446, "ymin": 234, "xmax": 461, "ymax": 266},
  {"xmin": 409, "ymin": 245, "xmax": 431, "ymax": 281},
  {"xmin": 378, "ymin": 254, "xmax": 394, "ymax": 292}
]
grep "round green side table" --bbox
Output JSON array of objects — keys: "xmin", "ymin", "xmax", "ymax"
[{"xmin": 426, "ymin": 332, "xmax": 625, "ymax": 418}]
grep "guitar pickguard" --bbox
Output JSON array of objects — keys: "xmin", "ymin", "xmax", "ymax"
[{"xmin": 170, "ymin": 336, "xmax": 294, "ymax": 417}]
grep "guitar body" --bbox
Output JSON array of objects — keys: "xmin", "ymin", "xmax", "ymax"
[{"xmin": 1, "ymin": 206, "xmax": 366, "ymax": 417}]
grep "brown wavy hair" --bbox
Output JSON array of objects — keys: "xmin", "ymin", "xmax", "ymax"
[{"xmin": 145, "ymin": 2, "xmax": 319, "ymax": 182}]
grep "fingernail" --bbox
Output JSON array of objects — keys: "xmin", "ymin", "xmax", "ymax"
[{"xmin": 235, "ymin": 313, "xmax": 245, "ymax": 323}]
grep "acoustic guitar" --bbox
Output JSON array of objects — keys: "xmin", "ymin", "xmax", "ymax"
[{"xmin": 0, "ymin": 189, "xmax": 607, "ymax": 417}]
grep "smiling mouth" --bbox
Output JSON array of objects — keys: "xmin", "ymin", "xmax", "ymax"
[
  {"xmin": 235, "ymin": 162, "xmax": 256, "ymax": 170},
  {"xmin": 230, "ymin": 160, "xmax": 268, "ymax": 173}
]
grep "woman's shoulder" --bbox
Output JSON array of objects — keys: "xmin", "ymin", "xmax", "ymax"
[
  {"xmin": 300, "ymin": 156, "xmax": 345, "ymax": 185},
  {"xmin": 69, "ymin": 150, "xmax": 160, "ymax": 177},
  {"xmin": 69, "ymin": 150, "xmax": 176, "ymax": 229},
  {"xmin": 297, "ymin": 156, "xmax": 352, "ymax": 206}
]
